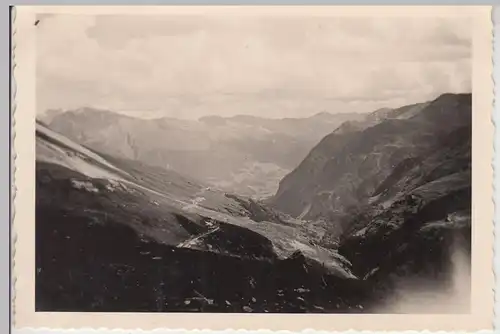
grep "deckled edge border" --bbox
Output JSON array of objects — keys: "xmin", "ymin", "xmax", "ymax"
[
  {"xmin": 11, "ymin": 5, "xmax": 17, "ymax": 332},
  {"xmin": 9, "ymin": 5, "xmax": 499, "ymax": 334},
  {"xmin": 492, "ymin": 4, "xmax": 498, "ymax": 332}
]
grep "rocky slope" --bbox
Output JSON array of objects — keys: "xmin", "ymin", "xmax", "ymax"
[
  {"xmin": 36, "ymin": 121, "xmax": 368, "ymax": 312},
  {"xmin": 43, "ymin": 109, "xmax": 363, "ymax": 198},
  {"xmin": 271, "ymin": 93, "xmax": 472, "ymax": 313},
  {"xmin": 337, "ymin": 121, "xmax": 471, "ymax": 312}
]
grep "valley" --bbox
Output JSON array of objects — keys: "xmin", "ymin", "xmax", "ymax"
[
  {"xmin": 36, "ymin": 93, "xmax": 472, "ymax": 313},
  {"xmin": 42, "ymin": 109, "xmax": 364, "ymax": 198}
]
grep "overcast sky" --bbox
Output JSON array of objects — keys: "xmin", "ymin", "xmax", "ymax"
[{"xmin": 36, "ymin": 14, "xmax": 472, "ymax": 119}]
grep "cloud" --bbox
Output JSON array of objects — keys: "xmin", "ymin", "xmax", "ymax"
[{"xmin": 36, "ymin": 13, "xmax": 472, "ymax": 119}]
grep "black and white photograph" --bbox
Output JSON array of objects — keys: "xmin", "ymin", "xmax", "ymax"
[{"xmin": 13, "ymin": 6, "xmax": 492, "ymax": 326}]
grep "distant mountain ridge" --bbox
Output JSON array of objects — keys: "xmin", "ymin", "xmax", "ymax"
[{"xmin": 43, "ymin": 108, "xmax": 364, "ymax": 198}]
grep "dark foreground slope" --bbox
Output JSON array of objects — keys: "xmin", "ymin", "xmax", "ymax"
[
  {"xmin": 37, "ymin": 193, "xmax": 367, "ymax": 313},
  {"xmin": 36, "ymin": 121, "xmax": 367, "ymax": 312}
]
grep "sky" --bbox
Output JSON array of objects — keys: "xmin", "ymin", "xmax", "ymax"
[{"xmin": 36, "ymin": 14, "xmax": 472, "ymax": 120}]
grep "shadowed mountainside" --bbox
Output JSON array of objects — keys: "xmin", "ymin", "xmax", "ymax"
[
  {"xmin": 272, "ymin": 93, "xmax": 470, "ymax": 223},
  {"xmin": 270, "ymin": 93, "xmax": 472, "ymax": 312}
]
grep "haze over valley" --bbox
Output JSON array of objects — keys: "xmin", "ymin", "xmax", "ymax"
[{"xmin": 41, "ymin": 109, "xmax": 363, "ymax": 198}]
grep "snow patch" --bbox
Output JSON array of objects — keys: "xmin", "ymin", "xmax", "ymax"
[{"xmin": 71, "ymin": 179, "xmax": 99, "ymax": 193}]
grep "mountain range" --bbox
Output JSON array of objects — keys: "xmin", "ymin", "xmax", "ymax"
[
  {"xmin": 36, "ymin": 93, "xmax": 472, "ymax": 313},
  {"xmin": 42, "ymin": 109, "xmax": 363, "ymax": 198}
]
